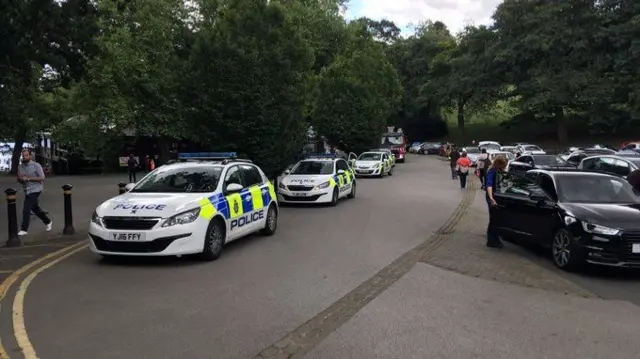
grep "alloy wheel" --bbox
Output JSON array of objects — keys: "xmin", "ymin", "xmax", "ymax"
[{"xmin": 552, "ymin": 231, "xmax": 571, "ymax": 267}]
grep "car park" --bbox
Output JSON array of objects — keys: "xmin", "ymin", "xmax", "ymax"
[
  {"xmin": 494, "ymin": 169, "xmax": 640, "ymax": 270},
  {"xmin": 88, "ymin": 153, "xmax": 279, "ymax": 261},
  {"xmin": 354, "ymin": 151, "xmax": 393, "ymax": 177},
  {"xmin": 277, "ymin": 154, "xmax": 356, "ymax": 205},
  {"xmin": 578, "ymin": 155, "xmax": 640, "ymax": 179},
  {"xmin": 508, "ymin": 154, "xmax": 574, "ymax": 177}
]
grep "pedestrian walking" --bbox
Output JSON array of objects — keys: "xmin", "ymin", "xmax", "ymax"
[
  {"xmin": 16, "ymin": 149, "xmax": 52, "ymax": 236},
  {"xmin": 449, "ymin": 146, "xmax": 460, "ymax": 179},
  {"xmin": 476, "ymin": 148, "xmax": 489, "ymax": 189},
  {"xmin": 127, "ymin": 154, "xmax": 138, "ymax": 183},
  {"xmin": 456, "ymin": 151, "xmax": 472, "ymax": 189},
  {"xmin": 485, "ymin": 155, "xmax": 508, "ymax": 248}
]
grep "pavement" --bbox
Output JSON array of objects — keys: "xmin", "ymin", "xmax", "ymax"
[{"xmin": 0, "ymin": 156, "xmax": 639, "ymax": 359}]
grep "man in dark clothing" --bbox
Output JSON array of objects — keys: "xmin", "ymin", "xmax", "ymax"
[
  {"xmin": 477, "ymin": 148, "xmax": 489, "ymax": 189},
  {"xmin": 127, "ymin": 154, "xmax": 138, "ymax": 183},
  {"xmin": 449, "ymin": 146, "xmax": 460, "ymax": 179}
]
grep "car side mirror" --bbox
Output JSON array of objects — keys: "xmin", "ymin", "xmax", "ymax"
[
  {"xmin": 124, "ymin": 183, "xmax": 135, "ymax": 192},
  {"xmin": 337, "ymin": 169, "xmax": 345, "ymax": 174},
  {"xmin": 283, "ymin": 170, "xmax": 290, "ymax": 175},
  {"xmin": 225, "ymin": 183, "xmax": 243, "ymax": 193}
]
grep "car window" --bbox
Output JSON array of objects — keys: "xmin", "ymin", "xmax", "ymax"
[
  {"xmin": 496, "ymin": 172, "xmax": 537, "ymax": 196},
  {"xmin": 519, "ymin": 156, "xmax": 532, "ymax": 164},
  {"xmin": 533, "ymin": 155, "xmax": 568, "ymax": 166},
  {"xmin": 538, "ymin": 174, "xmax": 558, "ymax": 201},
  {"xmin": 131, "ymin": 166, "xmax": 222, "ymax": 193},
  {"xmin": 358, "ymin": 152, "xmax": 382, "ymax": 161},
  {"xmin": 556, "ymin": 175, "xmax": 640, "ymax": 204},
  {"xmin": 613, "ymin": 159, "xmax": 631, "ymax": 176},
  {"xmin": 624, "ymin": 144, "xmax": 637, "ymax": 150},
  {"xmin": 581, "ymin": 158, "xmax": 597, "ymax": 170},
  {"xmin": 240, "ymin": 165, "xmax": 263, "ymax": 187},
  {"xmin": 224, "ymin": 165, "xmax": 244, "ymax": 187},
  {"xmin": 336, "ymin": 160, "xmax": 350, "ymax": 171}
]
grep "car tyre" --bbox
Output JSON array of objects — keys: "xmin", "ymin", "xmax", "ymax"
[
  {"xmin": 552, "ymin": 228, "xmax": 583, "ymax": 271},
  {"xmin": 260, "ymin": 204, "xmax": 278, "ymax": 236},
  {"xmin": 330, "ymin": 188, "xmax": 339, "ymax": 206},
  {"xmin": 200, "ymin": 218, "xmax": 225, "ymax": 261},
  {"xmin": 347, "ymin": 182, "xmax": 356, "ymax": 199}
]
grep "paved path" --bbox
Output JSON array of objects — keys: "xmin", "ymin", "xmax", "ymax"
[
  {"xmin": 1, "ymin": 156, "xmax": 464, "ymax": 359},
  {"xmin": 0, "ymin": 174, "xmax": 127, "ymax": 245}
]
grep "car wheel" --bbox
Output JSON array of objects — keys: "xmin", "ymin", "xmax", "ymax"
[
  {"xmin": 200, "ymin": 218, "xmax": 225, "ymax": 261},
  {"xmin": 260, "ymin": 204, "xmax": 278, "ymax": 236},
  {"xmin": 347, "ymin": 182, "xmax": 356, "ymax": 199},
  {"xmin": 552, "ymin": 228, "xmax": 583, "ymax": 271},
  {"xmin": 330, "ymin": 188, "xmax": 339, "ymax": 206}
]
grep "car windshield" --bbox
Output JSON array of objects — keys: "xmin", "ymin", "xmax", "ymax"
[
  {"xmin": 381, "ymin": 135, "xmax": 404, "ymax": 145},
  {"xmin": 523, "ymin": 145, "xmax": 542, "ymax": 151},
  {"xmin": 290, "ymin": 161, "xmax": 334, "ymax": 175},
  {"xmin": 492, "ymin": 153, "xmax": 515, "ymax": 161},
  {"xmin": 585, "ymin": 148, "xmax": 616, "ymax": 155},
  {"xmin": 533, "ymin": 155, "xmax": 568, "ymax": 166},
  {"xmin": 465, "ymin": 147, "xmax": 480, "ymax": 154},
  {"xmin": 556, "ymin": 175, "xmax": 640, "ymax": 204},
  {"xmin": 131, "ymin": 166, "xmax": 222, "ymax": 193},
  {"xmin": 480, "ymin": 144, "xmax": 501, "ymax": 151},
  {"xmin": 358, "ymin": 153, "xmax": 382, "ymax": 161}
]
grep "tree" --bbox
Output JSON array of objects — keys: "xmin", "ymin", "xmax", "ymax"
[
  {"xmin": 0, "ymin": 0, "xmax": 99, "ymax": 173},
  {"xmin": 313, "ymin": 29, "xmax": 402, "ymax": 153},
  {"xmin": 182, "ymin": 0, "xmax": 314, "ymax": 177},
  {"xmin": 492, "ymin": 0, "xmax": 605, "ymax": 143},
  {"xmin": 354, "ymin": 17, "xmax": 401, "ymax": 44}
]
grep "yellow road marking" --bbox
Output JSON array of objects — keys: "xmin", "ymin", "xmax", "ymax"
[
  {"xmin": 0, "ymin": 241, "xmax": 87, "ymax": 359},
  {"xmin": 0, "ymin": 242, "xmax": 78, "ymax": 251},
  {"xmin": 0, "ymin": 271, "xmax": 13, "ymax": 274},
  {"xmin": 13, "ymin": 244, "xmax": 88, "ymax": 359},
  {"xmin": 0, "ymin": 255, "xmax": 34, "ymax": 262}
]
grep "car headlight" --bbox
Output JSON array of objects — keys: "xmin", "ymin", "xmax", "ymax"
[
  {"xmin": 278, "ymin": 182, "xmax": 286, "ymax": 190},
  {"xmin": 91, "ymin": 209, "xmax": 102, "ymax": 227},
  {"xmin": 161, "ymin": 208, "xmax": 200, "ymax": 227},
  {"xmin": 315, "ymin": 181, "xmax": 330, "ymax": 189},
  {"xmin": 581, "ymin": 222, "xmax": 620, "ymax": 236},
  {"xmin": 373, "ymin": 164, "xmax": 380, "ymax": 169}
]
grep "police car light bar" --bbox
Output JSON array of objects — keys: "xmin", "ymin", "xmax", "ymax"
[
  {"xmin": 177, "ymin": 152, "xmax": 237, "ymax": 159},
  {"xmin": 306, "ymin": 153, "xmax": 339, "ymax": 158}
]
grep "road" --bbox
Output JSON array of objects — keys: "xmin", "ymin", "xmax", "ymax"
[
  {"xmin": 0, "ymin": 173, "xmax": 129, "ymax": 244},
  {"xmin": 0, "ymin": 156, "xmax": 464, "ymax": 359}
]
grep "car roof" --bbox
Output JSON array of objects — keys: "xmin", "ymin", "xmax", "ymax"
[{"xmin": 530, "ymin": 168, "xmax": 618, "ymax": 178}]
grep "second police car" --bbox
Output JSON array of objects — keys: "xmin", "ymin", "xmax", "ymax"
[
  {"xmin": 354, "ymin": 151, "xmax": 393, "ymax": 177},
  {"xmin": 277, "ymin": 154, "xmax": 356, "ymax": 205},
  {"xmin": 88, "ymin": 153, "xmax": 278, "ymax": 261}
]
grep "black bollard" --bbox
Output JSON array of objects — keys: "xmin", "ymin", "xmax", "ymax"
[
  {"xmin": 5, "ymin": 188, "xmax": 21, "ymax": 247},
  {"xmin": 62, "ymin": 184, "xmax": 75, "ymax": 235},
  {"xmin": 118, "ymin": 181, "xmax": 126, "ymax": 195}
]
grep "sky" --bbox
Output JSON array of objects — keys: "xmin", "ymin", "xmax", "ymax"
[{"xmin": 344, "ymin": 0, "xmax": 503, "ymax": 36}]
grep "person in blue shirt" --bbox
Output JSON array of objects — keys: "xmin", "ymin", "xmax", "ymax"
[{"xmin": 485, "ymin": 156, "xmax": 508, "ymax": 248}]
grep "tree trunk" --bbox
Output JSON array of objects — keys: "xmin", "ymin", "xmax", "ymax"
[
  {"xmin": 555, "ymin": 108, "xmax": 568, "ymax": 145},
  {"xmin": 9, "ymin": 126, "xmax": 27, "ymax": 175},
  {"xmin": 457, "ymin": 99, "xmax": 465, "ymax": 133}
]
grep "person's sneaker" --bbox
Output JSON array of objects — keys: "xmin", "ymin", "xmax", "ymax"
[
  {"xmin": 46, "ymin": 222, "xmax": 52, "ymax": 231},
  {"xmin": 18, "ymin": 230, "xmax": 28, "ymax": 236}
]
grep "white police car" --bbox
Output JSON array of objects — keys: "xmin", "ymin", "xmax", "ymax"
[
  {"xmin": 88, "ymin": 153, "xmax": 278, "ymax": 261},
  {"xmin": 354, "ymin": 151, "xmax": 393, "ymax": 177},
  {"xmin": 277, "ymin": 154, "xmax": 356, "ymax": 205}
]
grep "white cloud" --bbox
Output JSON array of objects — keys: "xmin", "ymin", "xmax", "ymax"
[{"xmin": 345, "ymin": 0, "xmax": 502, "ymax": 35}]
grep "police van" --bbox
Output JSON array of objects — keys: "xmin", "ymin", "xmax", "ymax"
[
  {"xmin": 277, "ymin": 154, "xmax": 356, "ymax": 206},
  {"xmin": 88, "ymin": 153, "xmax": 278, "ymax": 261}
]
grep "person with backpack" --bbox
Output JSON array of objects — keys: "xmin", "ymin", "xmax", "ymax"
[
  {"xmin": 455, "ymin": 151, "xmax": 473, "ymax": 189},
  {"xmin": 476, "ymin": 148, "xmax": 490, "ymax": 189}
]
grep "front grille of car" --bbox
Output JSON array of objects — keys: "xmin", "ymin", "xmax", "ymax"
[
  {"xmin": 282, "ymin": 194, "xmax": 322, "ymax": 202},
  {"xmin": 287, "ymin": 185, "xmax": 314, "ymax": 191},
  {"xmin": 622, "ymin": 232, "xmax": 640, "ymax": 242},
  {"xmin": 102, "ymin": 217, "xmax": 159, "ymax": 230},
  {"xmin": 90, "ymin": 233, "xmax": 180, "ymax": 253}
]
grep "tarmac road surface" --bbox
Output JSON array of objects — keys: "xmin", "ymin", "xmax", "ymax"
[{"xmin": 3, "ymin": 156, "xmax": 464, "ymax": 359}]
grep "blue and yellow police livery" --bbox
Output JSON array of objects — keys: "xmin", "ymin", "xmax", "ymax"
[
  {"xmin": 354, "ymin": 151, "xmax": 393, "ymax": 177},
  {"xmin": 277, "ymin": 154, "xmax": 356, "ymax": 206},
  {"xmin": 88, "ymin": 153, "xmax": 278, "ymax": 261}
]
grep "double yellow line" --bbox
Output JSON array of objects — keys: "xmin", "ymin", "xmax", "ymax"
[{"xmin": 0, "ymin": 241, "xmax": 88, "ymax": 359}]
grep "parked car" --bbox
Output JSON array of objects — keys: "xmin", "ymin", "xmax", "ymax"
[
  {"xmin": 494, "ymin": 169, "xmax": 640, "ymax": 270},
  {"xmin": 500, "ymin": 146, "xmax": 519, "ymax": 155},
  {"xmin": 578, "ymin": 155, "xmax": 640, "ymax": 179},
  {"xmin": 517, "ymin": 144, "xmax": 546, "ymax": 155},
  {"xmin": 508, "ymin": 154, "xmax": 574, "ymax": 177},
  {"xmin": 420, "ymin": 142, "xmax": 442, "ymax": 155},
  {"xmin": 408, "ymin": 142, "xmax": 423, "ymax": 153},
  {"xmin": 563, "ymin": 148, "xmax": 617, "ymax": 166},
  {"xmin": 478, "ymin": 142, "xmax": 501, "ymax": 153},
  {"xmin": 462, "ymin": 146, "xmax": 482, "ymax": 165}
]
